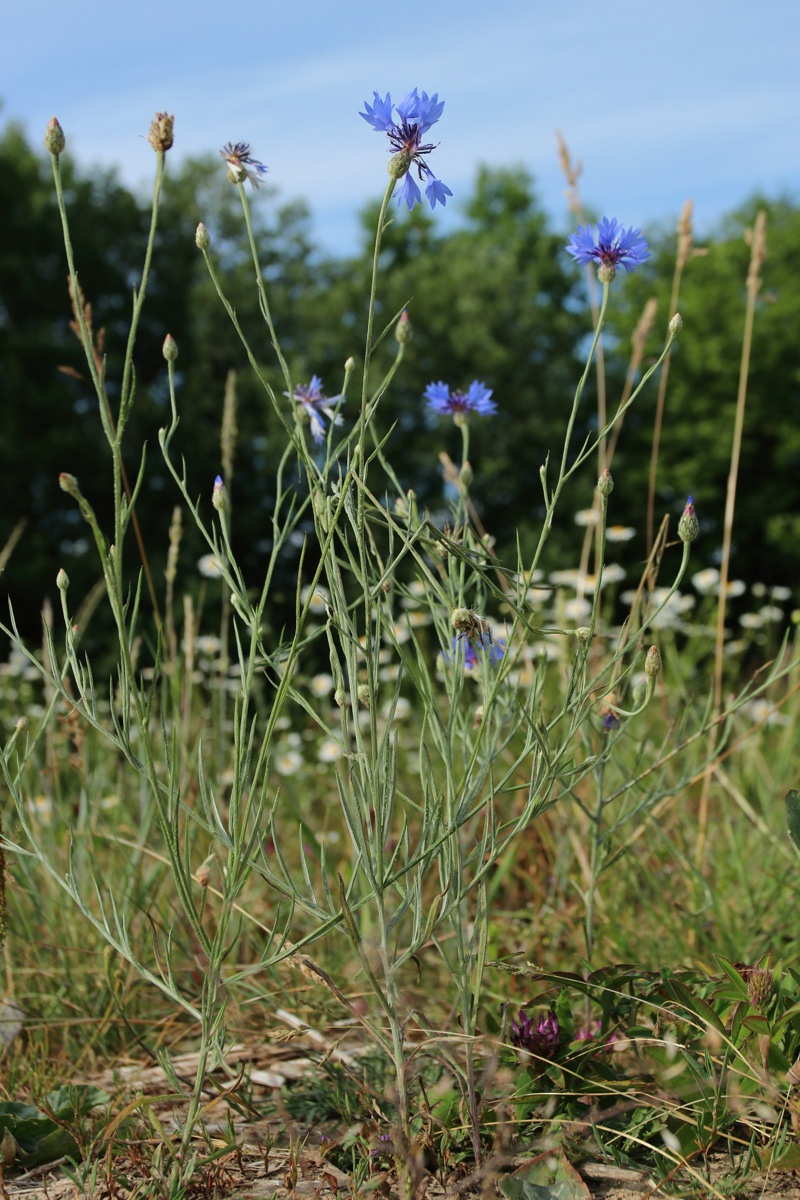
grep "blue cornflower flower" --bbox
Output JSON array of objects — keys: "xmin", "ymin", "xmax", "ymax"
[
  {"xmin": 289, "ymin": 375, "xmax": 343, "ymax": 443},
  {"xmin": 442, "ymin": 634, "xmax": 505, "ymax": 671},
  {"xmin": 424, "ymin": 380, "xmax": 497, "ymax": 421},
  {"xmin": 566, "ymin": 217, "xmax": 650, "ymax": 279},
  {"xmin": 219, "ymin": 142, "xmax": 268, "ymax": 189},
  {"xmin": 360, "ymin": 89, "xmax": 452, "ymax": 211}
]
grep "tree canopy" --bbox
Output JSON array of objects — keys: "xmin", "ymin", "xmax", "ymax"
[{"xmin": 1, "ymin": 119, "xmax": 797, "ymax": 652}]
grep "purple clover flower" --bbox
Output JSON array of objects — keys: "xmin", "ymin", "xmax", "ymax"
[
  {"xmin": 219, "ymin": 142, "xmax": 268, "ymax": 189},
  {"xmin": 360, "ymin": 89, "xmax": 452, "ymax": 211},
  {"xmin": 509, "ymin": 1009, "xmax": 561, "ymax": 1058},
  {"xmin": 566, "ymin": 217, "xmax": 650, "ymax": 277},
  {"xmin": 424, "ymin": 380, "xmax": 497, "ymax": 420},
  {"xmin": 289, "ymin": 376, "xmax": 343, "ymax": 443}
]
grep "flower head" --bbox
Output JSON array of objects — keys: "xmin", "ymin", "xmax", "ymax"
[
  {"xmin": 425, "ymin": 380, "xmax": 496, "ymax": 422},
  {"xmin": 678, "ymin": 495, "xmax": 699, "ymax": 543},
  {"xmin": 566, "ymin": 217, "xmax": 650, "ymax": 280},
  {"xmin": 219, "ymin": 142, "xmax": 268, "ymax": 188},
  {"xmin": 147, "ymin": 112, "xmax": 174, "ymax": 154},
  {"xmin": 509, "ymin": 1008, "xmax": 560, "ymax": 1057},
  {"xmin": 360, "ymin": 89, "xmax": 452, "ymax": 211},
  {"xmin": 443, "ymin": 634, "xmax": 505, "ymax": 671},
  {"xmin": 289, "ymin": 376, "xmax": 343, "ymax": 443}
]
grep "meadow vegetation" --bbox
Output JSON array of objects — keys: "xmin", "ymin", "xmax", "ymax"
[{"xmin": 0, "ymin": 106, "xmax": 798, "ymax": 1198}]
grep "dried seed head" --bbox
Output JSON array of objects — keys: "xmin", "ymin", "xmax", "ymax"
[
  {"xmin": 147, "ymin": 112, "xmax": 174, "ymax": 153},
  {"xmin": 451, "ymin": 608, "xmax": 491, "ymax": 640}
]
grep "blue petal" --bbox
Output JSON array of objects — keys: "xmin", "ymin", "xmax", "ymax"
[
  {"xmin": 359, "ymin": 92, "xmax": 395, "ymax": 131},
  {"xmin": 396, "ymin": 173, "xmax": 422, "ymax": 210},
  {"xmin": 395, "ymin": 88, "xmax": 421, "ymax": 124},
  {"xmin": 466, "ymin": 380, "xmax": 496, "ymax": 414},
  {"xmin": 308, "ymin": 409, "xmax": 326, "ymax": 442},
  {"xmin": 425, "ymin": 176, "xmax": 452, "ymax": 209},
  {"xmin": 416, "ymin": 91, "xmax": 445, "ymax": 133},
  {"xmin": 424, "ymin": 381, "xmax": 451, "ymax": 412}
]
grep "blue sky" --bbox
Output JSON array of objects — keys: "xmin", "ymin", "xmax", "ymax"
[{"xmin": 3, "ymin": 0, "xmax": 798, "ymax": 254}]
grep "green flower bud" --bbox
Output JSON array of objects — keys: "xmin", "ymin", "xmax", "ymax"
[
  {"xmin": 44, "ymin": 117, "xmax": 65, "ymax": 156},
  {"xmin": 56, "ymin": 568, "xmax": 69, "ymax": 592},
  {"xmin": 58, "ymin": 472, "xmax": 80, "ymax": 497},
  {"xmin": 357, "ymin": 684, "xmax": 370, "ymax": 707},
  {"xmin": 669, "ymin": 312, "xmax": 683, "ymax": 337},
  {"xmin": 597, "ymin": 468, "xmax": 614, "ymax": 496},
  {"xmin": 395, "ymin": 310, "xmax": 413, "ymax": 344},
  {"xmin": 645, "ymin": 645, "xmax": 662, "ymax": 678},
  {"xmin": 678, "ymin": 496, "xmax": 699, "ymax": 543},
  {"xmin": 195, "ymin": 223, "xmax": 210, "ymax": 251},
  {"xmin": 459, "ymin": 461, "xmax": 473, "ymax": 490},
  {"xmin": 162, "ymin": 333, "xmax": 178, "ymax": 362},
  {"xmin": 212, "ymin": 475, "xmax": 227, "ymax": 512}
]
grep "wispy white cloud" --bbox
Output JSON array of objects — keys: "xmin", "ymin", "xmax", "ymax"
[{"xmin": 3, "ymin": 0, "xmax": 798, "ymax": 252}]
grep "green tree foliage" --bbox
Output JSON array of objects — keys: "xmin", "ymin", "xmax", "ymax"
[
  {"xmin": 604, "ymin": 197, "xmax": 800, "ymax": 589},
  {"xmin": 1, "ymin": 116, "xmax": 798, "ymax": 652}
]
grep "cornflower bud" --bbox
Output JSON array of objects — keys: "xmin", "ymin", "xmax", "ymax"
[
  {"xmin": 44, "ymin": 117, "xmax": 65, "ymax": 156},
  {"xmin": 645, "ymin": 645, "xmax": 662, "ymax": 678},
  {"xmin": 678, "ymin": 496, "xmax": 699, "ymax": 543},
  {"xmin": 56, "ymin": 568, "xmax": 69, "ymax": 591},
  {"xmin": 334, "ymin": 688, "xmax": 346, "ymax": 708},
  {"xmin": 212, "ymin": 475, "xmax": 227, "ymax": 512},
  {"xmin": 597, "ymin": 468, "xmax": 614, "ymax": 496},
  {"xmin": 58, "ymin": 472, "xmax": 79, "ymax": 497},
  {"xmin": 357, "ymin": 684, "xmax": 370, "ymax": 707},
  {"xmin": 147, "ymin": 112, "xmax": 174, "ymax": 153},
  {"xmin": 459, "ymin": 461, "xmax": 473, "ymax": 490},
  {"xmin": 344, "ymin": 356, "xmax": 356, "ymax": 373},
  {"xmin": 395, "ymin": 310, "xmax": 413, "ymax": 345},
  {"xmin": 162, "ymin": 333, "xmax": 178, "ymax": 362},
  {"xmin": 195, "ymin": 860, "xmax": 212, "ymax": 888},
  {"xmin": 195, "ymin": 223, "xmax": 210, "ymax": 251},
  {"xmin": 669, "ymin": 312, "xmax": 683, "ymax": 337}
]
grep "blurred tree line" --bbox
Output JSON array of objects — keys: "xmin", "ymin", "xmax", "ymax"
[{"xmin": 1, "ymin": 118, "xmax": 798, "ymax": 654}]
